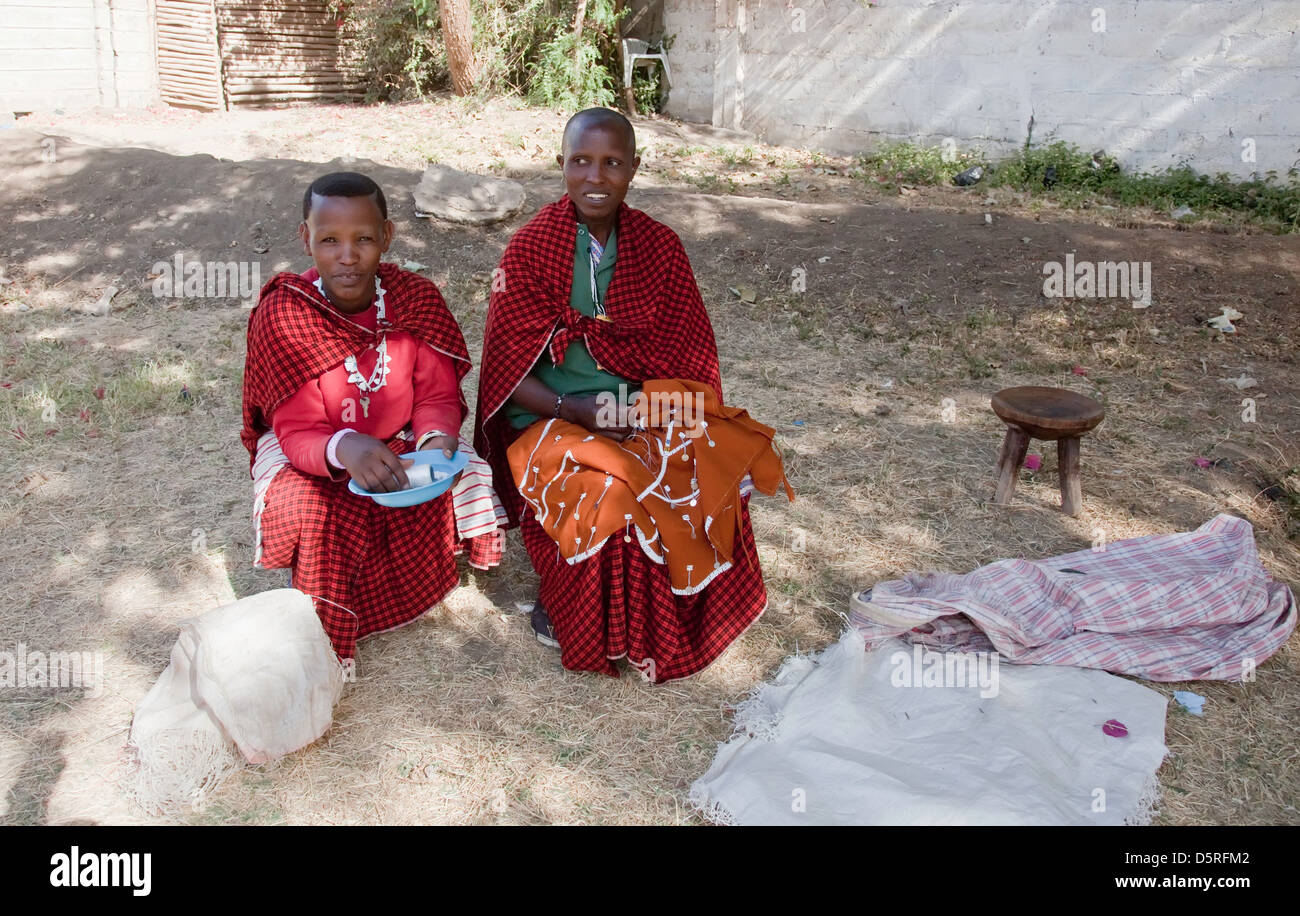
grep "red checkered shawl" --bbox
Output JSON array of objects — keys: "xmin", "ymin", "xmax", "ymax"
[
  {"xmin": 241, "ymin": 262, "xmax": 472, "ymax": 471},
  {"xmin": 474, "ymin": 197, "xmax": 723, "ymax": 524}
]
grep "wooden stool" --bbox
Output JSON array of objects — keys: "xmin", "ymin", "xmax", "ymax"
[{"xmin": 991, "ymin": 386, "xmax": 1105, "ymax": 517}]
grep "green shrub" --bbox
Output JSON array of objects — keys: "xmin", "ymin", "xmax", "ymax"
[
  {"xmin": 990, "ymin": 140, "xmax": 1300, "ymax": 231},
  {"xmin": 342, "ymin": 0, "xmax": 629, "ymax": 109},
  {"xmin": 990, "ymin": 140, "xmax": 1119, "ymax": 192},
  {"xmin": 857, "ymin": 140, "xmax": 981, "ymax": 186},
  {"xmin": 527, "ymin": 30, "xmax": 615, "ymax": 109},
  {"xmin": 340, "ymin": 0, "xmax": 447, "ymax": 101},
  {"xmin": 855, "ymin": 137, "xmax": 1300, "ymax": 232},
  {"xmin": 632, "ymin": 68, "xmax": 663, "ymax": 115},
  {"xmin": 471, "ymin": 0, "xmax": 570, "ymax": 98}
]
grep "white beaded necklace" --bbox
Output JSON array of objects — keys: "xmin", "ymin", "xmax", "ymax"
[{"xmin": 316, "ymin": 276, "xmax": 391, "ymax": 417}]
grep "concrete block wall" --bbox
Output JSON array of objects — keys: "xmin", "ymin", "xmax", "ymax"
[
  {"xmin": 661, "ymin": 0, "xmax": 717, "ymax": 123},
  {"xmin": 93, "ymin": 0, "xmax": 157, "ymax": 107},
  {"xmin": 0, "ymin": 0, "xmax": 158, "ymax": 112},
  {"xmin": 663, "ymin": 0, "xmax": 1300, "ymax": 179}
]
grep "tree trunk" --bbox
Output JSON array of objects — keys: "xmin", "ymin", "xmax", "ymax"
[
  {"xmin": 572, "ymin": 0, "xmax": 589, "ymax": 71},
  {"xmin": 615, "ymin": 0, "xmax": 634, "ymax": 112},
  {"xmin": 438, "ymin": 0, "xmax": 478, "ymax": 96}
]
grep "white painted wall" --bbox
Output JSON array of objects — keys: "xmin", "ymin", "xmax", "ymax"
[
  {"xmin": 0, "ymin": 0, "xmax": 158, "ymax": 112},
  {"xmin": 663, "ymin": 0, "xmax": 1300, "ymax": 179}
]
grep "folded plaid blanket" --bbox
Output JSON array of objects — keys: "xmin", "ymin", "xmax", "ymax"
[{"xmin": 850, "ymin": 514, "xmax": 1296, "ymax": 681}]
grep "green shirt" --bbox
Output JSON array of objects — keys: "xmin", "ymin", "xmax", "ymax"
[{"xmin": 505, "ymin": 223, "xmax": 637, "ymax": 428}]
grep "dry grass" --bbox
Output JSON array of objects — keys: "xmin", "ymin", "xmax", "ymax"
[{"xmin": 1, "ymin": 98, "xmax": 1297, "ymax": 825}]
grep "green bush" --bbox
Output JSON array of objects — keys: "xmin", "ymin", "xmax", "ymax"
[
  {"xmin": 631, "ymin": 68, "xmax": 663, "ymax": 115},
  {"xmin": 473, "ymin": 0, "xmax": 560, "ymax": 97},
  {"xmin": 990, "ymin": 140, "xmax": 1119, "ymax": 192},
  {"xmin": 857, "ymin": 140, "xmax": 982, "ymax": 186},
  {"xmin": 341, "ymin": 0, "xmax": 629, "ymax": 109},
  {"xmin": 341, "ymin": 0, "xmax": 447, "ymax": 101},
  {"xmin": 527, "ymin": 30, "xmax": 616, "ymax": 109},
  {"xmin": 989, "ymin": 140, "xmax": 1300, "ymax": 230},
  {"xmin": 855, "ymin": 137, "xmax": 1300, "ymax": 232}
]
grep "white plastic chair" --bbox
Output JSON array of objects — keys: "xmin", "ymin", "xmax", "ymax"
[{"xmin": 622, "ymin": 38, "xmax": 672, "ymax": 94}]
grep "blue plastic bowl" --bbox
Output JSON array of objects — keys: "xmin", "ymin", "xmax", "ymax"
[{"xmin": 347, "ymin": 449, "xmax": 468, "ymax": 508}]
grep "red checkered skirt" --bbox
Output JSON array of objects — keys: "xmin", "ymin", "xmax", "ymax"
[
  {"xmin": 520, "ymin": 499, "xmax": 767, "ymax": 682},
  {"xmin": 258, "ymin": 465, "xmax": 460, "ymax": 660}
]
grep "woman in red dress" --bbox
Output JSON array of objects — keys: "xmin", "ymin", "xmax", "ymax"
[
  {"xmin": 242, "ymin": 172, "xmax": 503, "ymax": 660},
  {"xmin": 475, "ymin": 111, "xmax": 786, "ymax": 682}
]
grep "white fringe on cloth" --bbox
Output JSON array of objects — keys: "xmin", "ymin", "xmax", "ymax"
[{"xmin": 124, "ymin": 589, "xmax": 344, "ymax": 814}]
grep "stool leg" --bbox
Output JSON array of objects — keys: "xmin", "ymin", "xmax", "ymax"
[
  {"xmin": 1058, "ymin": 436, "xmax": 1083, "ymax": 516},
  {"xmin": 994, "ymin": 426, "xmax": 1030, "ymax": 504}
]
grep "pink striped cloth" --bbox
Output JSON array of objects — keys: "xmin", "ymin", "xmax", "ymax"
[
  {"xmin": 850, "ymin": 514, "xmax": 1296, "ymax": 682},
  {"xmin": 451, "ymin": 439, "xmax": 508, "ymax": 541}
]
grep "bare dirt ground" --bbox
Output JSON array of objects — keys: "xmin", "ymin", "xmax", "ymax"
[{"xmin": 1, "ymin": 95, "xmax": 1297, "ymax": 825}]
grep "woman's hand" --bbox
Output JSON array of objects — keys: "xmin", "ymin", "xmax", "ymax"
[
  {"xmin": 418, "ymin": 433, "xmax": 457, "ymax": 459},
  {"xmin": 418, "ymin": 433, "xmax": 463, "ymax": 486},
  {"xmin": 562, "ymin": 394, "xmax": 635, "ymax": 442},
  {"xmin": 336, "ymin": 432, "xmax": 410, "ymax": 493},
  {"xmin": 508, "ymin": 376, "xmax": 634, "ymax": 441}
]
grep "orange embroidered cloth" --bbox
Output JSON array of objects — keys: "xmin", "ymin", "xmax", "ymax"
[{"xmin": 507, "ymin": 379, "xmax": 793, "ymax": 595}]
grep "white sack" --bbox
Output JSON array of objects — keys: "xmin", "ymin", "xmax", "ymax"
[{"xmin": 126, "ymin": 589, "xmax": 344, "ymax": 812}]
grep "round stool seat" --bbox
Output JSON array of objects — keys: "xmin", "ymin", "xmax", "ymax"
[{"xmin": 991, "ymin": 386, "xmax": 1104, "ymax": 441}]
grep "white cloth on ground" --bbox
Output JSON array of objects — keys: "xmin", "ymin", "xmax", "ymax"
[{"xmin": 690, "ymin": 630, "xmax": 1168, "ymax": 826}]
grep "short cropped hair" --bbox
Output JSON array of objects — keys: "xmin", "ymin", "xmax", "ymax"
[
  {"xmin": 561, "ymin": 108, "xmax": 637, "ymax": 157},
  {"xmin": 302, "ymin": 171, "xmax": 388, "ymax": 220}
]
